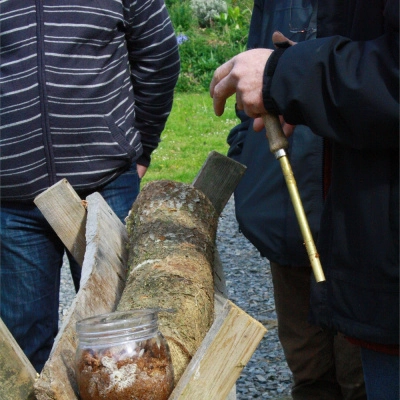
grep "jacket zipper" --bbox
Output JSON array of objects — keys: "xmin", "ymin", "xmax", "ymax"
[{"xmin": 36, "ymin": 0, "xmax": 57, "ymax": 187}]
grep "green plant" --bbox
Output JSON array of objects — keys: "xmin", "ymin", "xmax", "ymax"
[
  {"xmin": 169, "ymin": 2, "xmax": 194, "ymax": 31},
  {"xmin": 215, "ymin": 5, "xmax": 250, "ymax": 30},
  {"xmin": 166, "ymin": 0, "xmax": 251, "ymax": 93},
  {"xmin": 190, "ymin": 0, "xmax": 227, "ymax": 27},
  {"xmin": 175, "ymin": 25, "xmax": 249, "ymax": 92}
]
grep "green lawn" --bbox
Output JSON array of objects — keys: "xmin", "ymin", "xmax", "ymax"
[{"xmin": 142, "ymin": 92, "xmax": 238, "ymax": 185}]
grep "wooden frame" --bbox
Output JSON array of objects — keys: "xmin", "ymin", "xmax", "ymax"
[{"xmin": 1, "ymin": 152, "xmax": 267, "ymax": 399}]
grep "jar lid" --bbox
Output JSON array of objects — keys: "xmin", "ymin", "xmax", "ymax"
[{"xmin": 76, "ymin": 309, "xmax": 161, "ymax": 342}]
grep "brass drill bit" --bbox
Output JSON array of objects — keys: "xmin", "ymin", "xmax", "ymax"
[{"xmin": 262, "ymin": 113, "xmax": 325, "ymax": 282}]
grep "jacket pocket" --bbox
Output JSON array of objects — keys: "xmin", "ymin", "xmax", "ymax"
[{"xmin": 104, "ymin": 115, "xmax": 137, "ymax": 160}]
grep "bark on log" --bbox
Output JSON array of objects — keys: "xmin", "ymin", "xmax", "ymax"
[{"xmin": 117, "ymin": 180, "xmax": 218, "ymax": 384}]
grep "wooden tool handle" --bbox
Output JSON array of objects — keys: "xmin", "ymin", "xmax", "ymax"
[{"xmin": 262, "ymin": 113, "xmax": 289, "ymax": 153}]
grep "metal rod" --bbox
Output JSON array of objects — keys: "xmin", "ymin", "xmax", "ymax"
[
  {"xmin": 262, "ymin": 114, "xmax": 325, "ymax": 282},
  {"xmin": 277, "ymin": 152, "xmax": 325, "ymax": 282}
]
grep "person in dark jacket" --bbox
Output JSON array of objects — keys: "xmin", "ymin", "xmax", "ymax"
[
  {"xmin": 210, "ymin": 0, "xmax": 399, "ymax": 398},
  {"xmin": 0, "ymin": 0, "xmax": 180, "ymax": 372},
  {"xmin": 228, "ymin": 1, "xmax": 366, "ymax": 398}
]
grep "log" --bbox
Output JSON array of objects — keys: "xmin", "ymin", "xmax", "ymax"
[
  {"xmin": 0, "ymin": 318, "xmax": 37, "ymax": 400},
  {"xmin": 34, "ymin": 193, "xmax": 128, "ymax": 400},
  {"xmin": 117, "ymin": 180, "xmax": 219, "ymax": 384}
]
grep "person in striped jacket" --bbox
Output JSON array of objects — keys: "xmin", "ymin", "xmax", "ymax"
[{"xmin": 0, "ymin": 0, "xmax": 180, "ymax": 372}]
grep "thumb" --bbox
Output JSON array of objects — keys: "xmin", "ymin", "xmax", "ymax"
[{"xmin": 272, "ymin": 31, "xmax": 297, "ymax": 47}]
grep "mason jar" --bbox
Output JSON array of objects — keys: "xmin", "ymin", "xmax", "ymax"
[{"xmin": 75, "ymin": 309, "xmax": 174, "ymax": 400}]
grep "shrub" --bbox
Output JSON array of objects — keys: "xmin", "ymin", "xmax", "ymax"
[
  {"xmin": 175, "ymin": 29, "xmax": 247, "ymax": 92},
  {"xmin": 190, "ymin": 0, "xmax": 227, "ymax": 27},
  {"xmin": 214, "ymin": 5, "xmax": 250, "ymax": 30},
  {"xmin": 167, "ymin": 0, "xmax": 251, "ymax": 92},
  {"xmin": 169, "ymin": 2, "xmax": 194, "ymax": 31}
]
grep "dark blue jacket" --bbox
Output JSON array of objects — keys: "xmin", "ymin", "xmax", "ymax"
[
  {"xmin": 262, "ymin": 0, "xmax": 399, "ymax": 346},
  {"xmin": 228, "ymin": 0, "xmax": 323, "ymax": 266}
]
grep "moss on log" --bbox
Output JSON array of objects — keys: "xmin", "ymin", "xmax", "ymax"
[{"xmin": 117, "ymin": 180, "xmax": 219, "ymax": 384}]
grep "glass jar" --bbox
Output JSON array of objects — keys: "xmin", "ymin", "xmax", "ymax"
[{"xmin": 75, "ymin": 309, "xmax": 174, "ymax": 400}]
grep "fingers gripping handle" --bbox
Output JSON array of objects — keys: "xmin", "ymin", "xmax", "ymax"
[{"xmin": 262, "ymin": 113, "xmax": 288, "ymax": 154}]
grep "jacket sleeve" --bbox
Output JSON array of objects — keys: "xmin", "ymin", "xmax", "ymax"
[
  {"xmin": 125, "ymin": 0, "xmax": 180, "ymax": 166},
  {"xmin": 263, "ymin": 2, "xmax": 399, "ymax": 150}
]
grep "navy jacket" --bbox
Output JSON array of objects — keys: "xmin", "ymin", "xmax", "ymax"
[
  {"xmin": 263, "ymin": 0, "xmax": 399, "ymax": 346},
  {"xmin": 228, "ymin": 0, "xmax": 323, "ymax": 266},
  {"xmin": 0, "ymin": 0, "xmax": 180, "ymax": 202}
]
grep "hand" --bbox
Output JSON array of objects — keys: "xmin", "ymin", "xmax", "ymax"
[
  {"xmin": 210, "ymin": 48, "xmax": 273, "ymax": 118},
  {"xmin": 279, "ymin": 115, "xmax": 296, "ymax": 137},
  {"xmin": 137, "ymin": 164, "xmax": 147, "ymax": 179},
  {"xmin": 272, "ymin": 31, "xmax": 297, "ymax": 47},
  {"xmin": 252, "ymin": 115, "xmax": 296, "ymax": 136},
  {"xmin": 251, "ymin": 32, "xmax": 297, "ymax": 135}
]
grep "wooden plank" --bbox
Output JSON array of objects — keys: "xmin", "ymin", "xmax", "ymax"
[
  {"xmin": 34, "ymin": 192, "xmax": 128, "ymax": 400},
  {"xmin": 169, "ymin": 294, "xmax": 267, "ymax": 399},
  {"xmin": 213, "ymin": 250, "xmax": 229, "ymax": 299},
  {"xmin": 34, "ymin": 179, "xmax": 87, "ymax": 266},
  {"xmin": 212, "ymin": 253, "xmax": 236, "ymax": 400},
  {"xmin": 0, "ymin": 318, "xmax": 37, "ymax": 400},
  {"xmin": 193, "ymin": 151, "xmax": 246, "ymax": 215}
]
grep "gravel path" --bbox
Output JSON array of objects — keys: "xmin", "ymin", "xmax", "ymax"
[{"xmin": 59, "ymin": 197, "xmax": 293, "ymax": 399}]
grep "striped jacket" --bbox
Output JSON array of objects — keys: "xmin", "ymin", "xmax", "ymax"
[{"xmin": 0, "ymin": 0, "xmax": 180, "ymax": 202}]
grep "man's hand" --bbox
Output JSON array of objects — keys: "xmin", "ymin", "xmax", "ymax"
[
  {"xmin": 253, "ymin": 114, "xmax": 296, "ymax": 136},
  {"xmin": 137, "ymin": 164, "xmax": 147, "ymax": 179},
  {"xmin": 252, "ymin": 32, "xmax": 297, "ymax": 135},
  {"xmin": 210, "ymin": 48, "xmax": 273, "ymax": 118},
  {"xmin": 210, "ymin": 36, "xmax": 296, "ymax": 136}
]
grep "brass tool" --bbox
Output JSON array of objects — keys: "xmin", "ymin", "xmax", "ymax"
[{"xmin": 262, "ymin": 113, "xmax": 325, "ymax": 282}]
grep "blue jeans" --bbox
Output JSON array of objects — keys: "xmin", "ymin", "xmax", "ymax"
[
  {"xmin": 361, "ymin": 347, "xmax": 399, "ymax": 400},
  {"xmin": 0, "ymin": 163, "xmax": 140, "ymax": 372}
]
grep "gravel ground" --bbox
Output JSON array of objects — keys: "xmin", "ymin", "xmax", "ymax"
[{"xmin": 59, "ymin": 196, "xmax": 293, "ymax": 399}]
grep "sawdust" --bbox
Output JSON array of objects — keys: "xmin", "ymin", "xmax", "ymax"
[{"xmin": 76, "ymin": 338, "xmax": 174, "ymax": 400}]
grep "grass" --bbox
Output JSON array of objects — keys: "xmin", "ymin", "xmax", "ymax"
[{"xmin": 142, "ymin": 92, "xmax": 238, "ymax": 185}]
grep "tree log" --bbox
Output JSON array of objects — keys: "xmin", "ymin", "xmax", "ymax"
[{"xmin": 117, "ymin": 180, "xmax": 218, "ymax": 384}]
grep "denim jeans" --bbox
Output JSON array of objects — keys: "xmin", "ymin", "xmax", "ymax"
[
  {"xmin": 0, "ymin": 163, "xmax": 140, "ymax": 372},
  {"xmin": 361, "ymin": 347, "xmax": 399, "ymax": 400}
]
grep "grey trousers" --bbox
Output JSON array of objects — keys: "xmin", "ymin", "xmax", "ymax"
[{"xmin": 270, "ymin": 262, "xmax": 366, "ymax": 400}]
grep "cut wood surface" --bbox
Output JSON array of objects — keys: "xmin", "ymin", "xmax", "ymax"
[
  {"xmin": 117, "ymin": 180, "xmax": 219, "ymax": 384},
  {"xmin": 34, "ymin": 179, "xmax": 87, "ymax": 266},
  {"xmin": 192, "ymin": 151, "xmax": 246, "ymax": 216},
  {"xmin": 0, "ymin": 318, "xmax": 37, "ymax": 400},
  {"xmin": 34, "ymin": 193, "xmax": 128, "ymax": 400}
]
